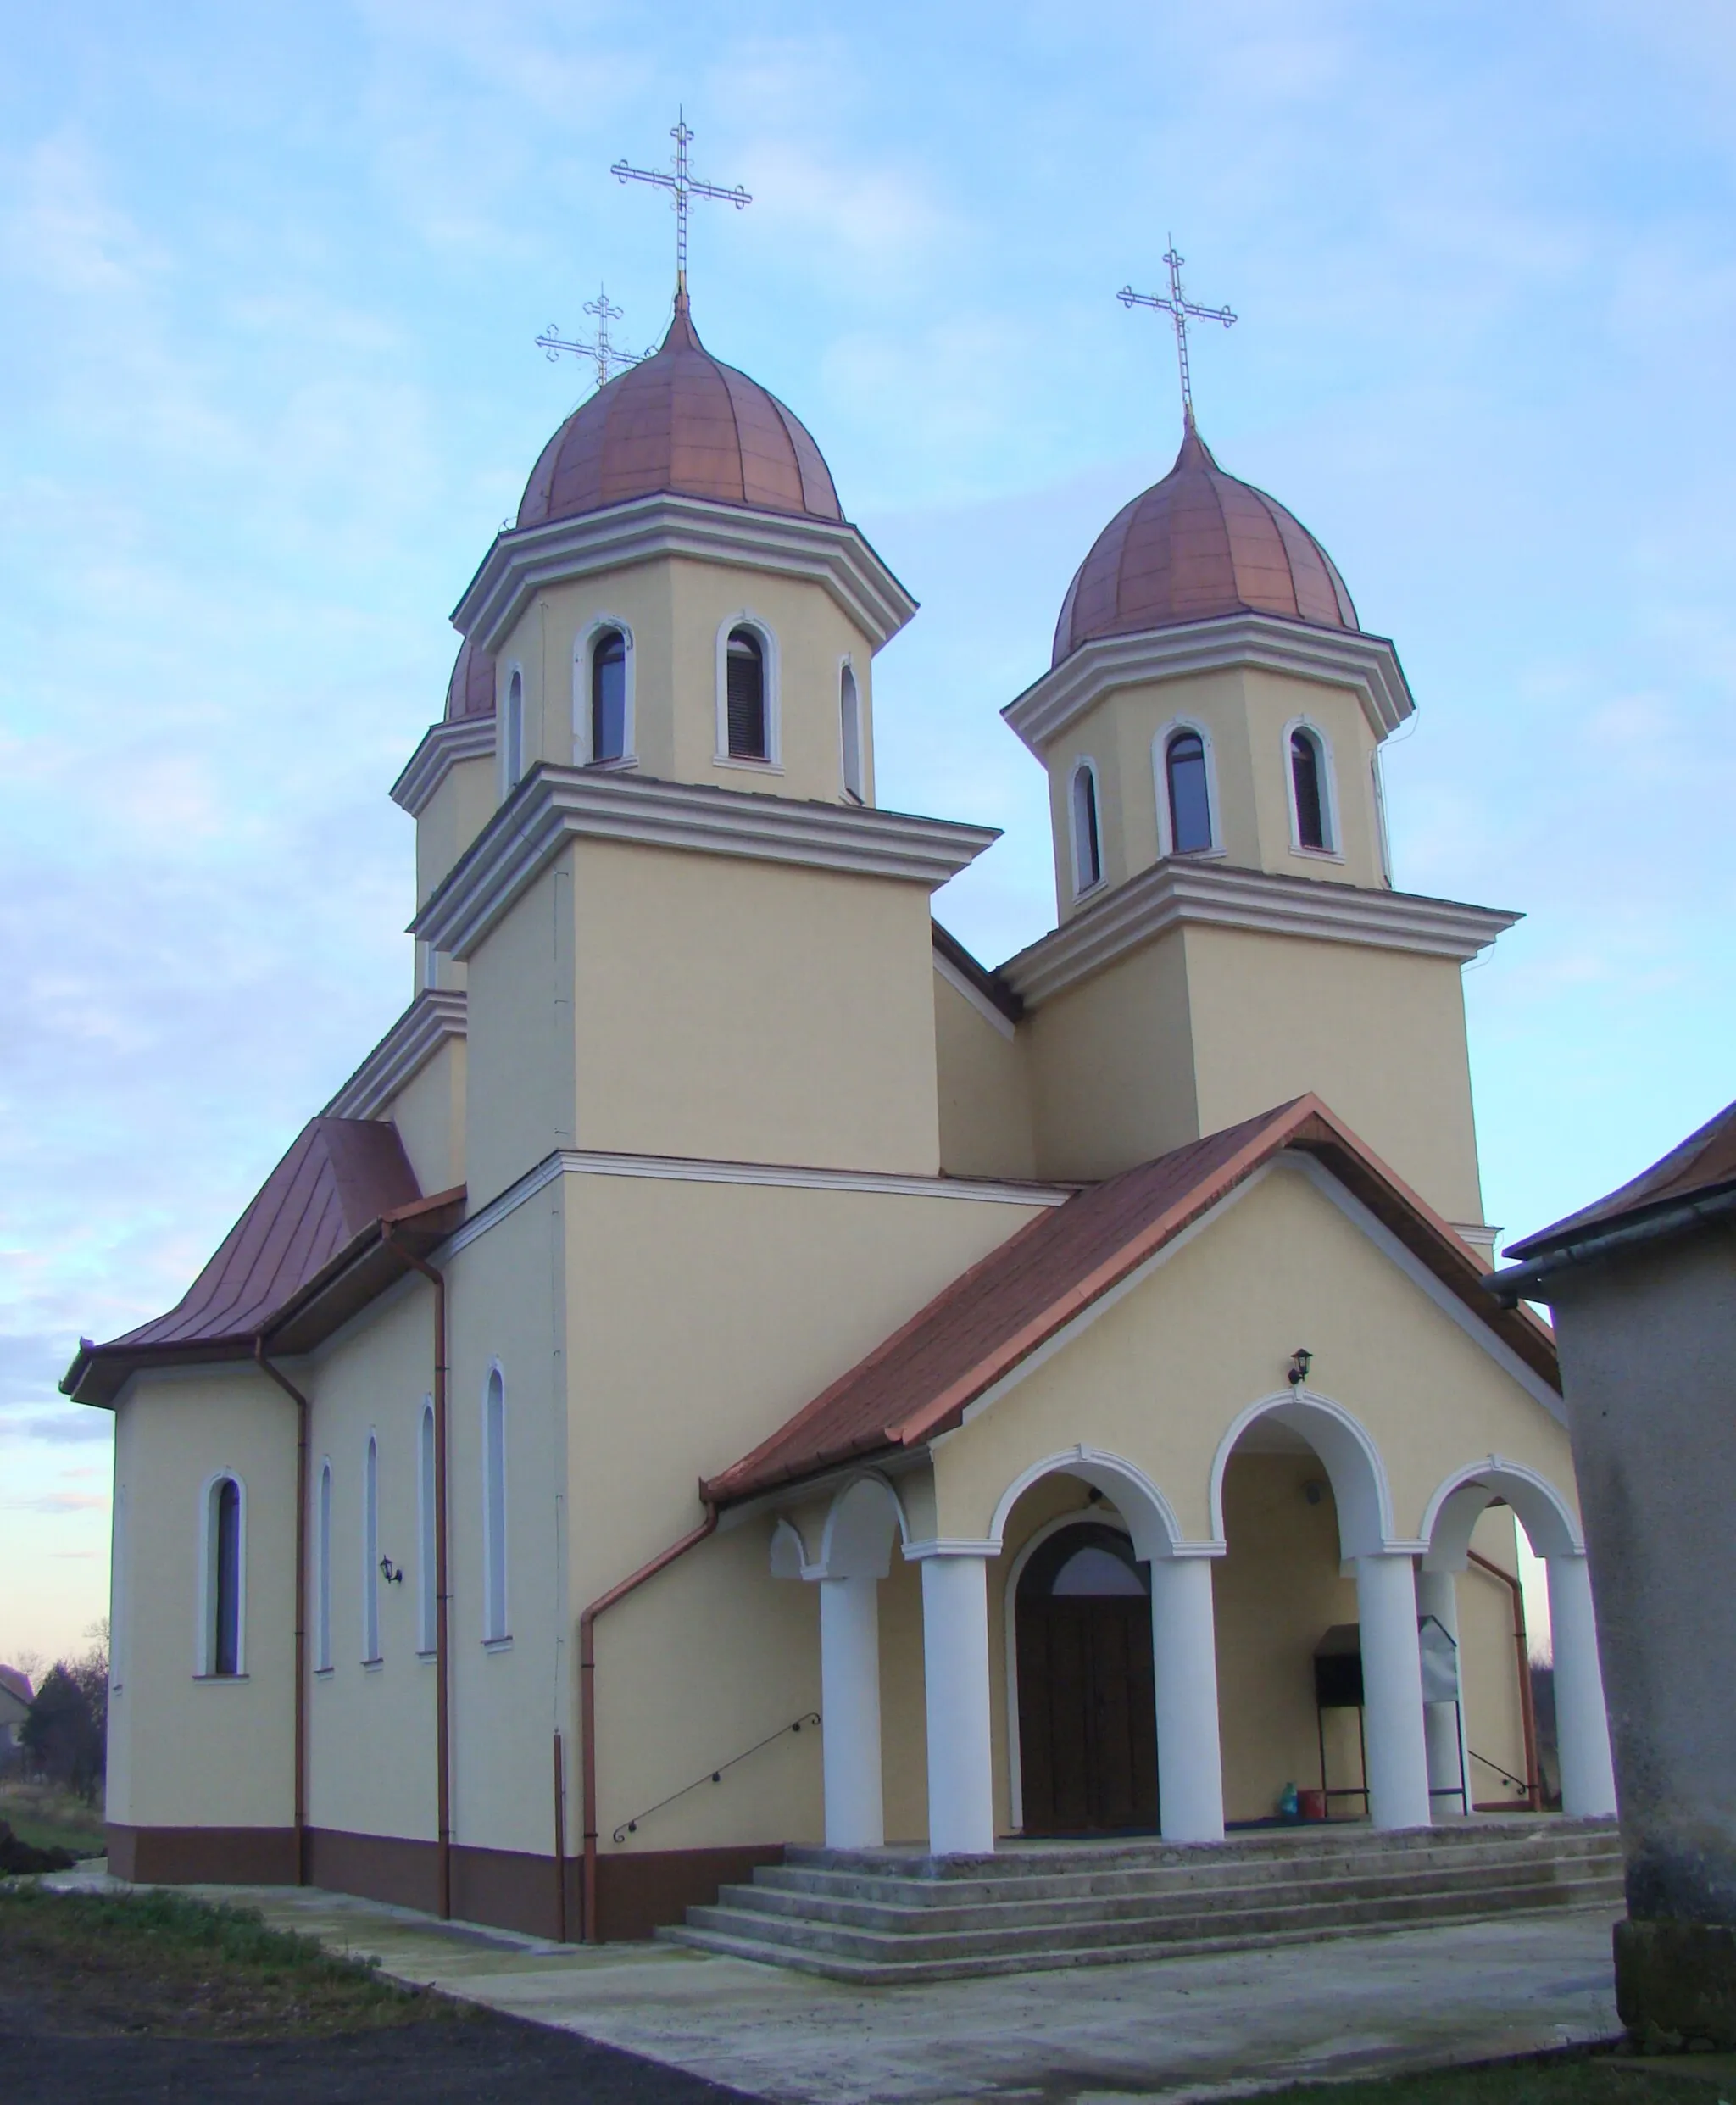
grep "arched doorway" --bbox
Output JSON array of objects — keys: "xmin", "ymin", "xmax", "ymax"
[{"xmin": 1015, "ymin": 1522, "xmax": 1157, "ymax": 1834}]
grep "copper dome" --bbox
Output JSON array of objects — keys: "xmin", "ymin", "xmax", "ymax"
[
  {"xmin": 517, "ymin": 292, "xmax": 842, "ymax": 529},
  {"xmin": 1053, "ymin": 421, "xmax": 1358, "ymax": 666},
  {"xmin": 445, "ymin": 634, "xmax": 495, "ymax": 721}
]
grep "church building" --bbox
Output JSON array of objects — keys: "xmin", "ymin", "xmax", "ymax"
[{"xmin": 65, "ymin": 257, "xmax": 1619, "ymax": 1948}]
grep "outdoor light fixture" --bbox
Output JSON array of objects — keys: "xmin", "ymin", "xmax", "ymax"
[
  {"xmin": 1288, "ymin": 1348, "xmax": 1313, "ymax": 1387},
  {"xmin": 379, "ymin": 1556, "xmax": 403, "ymax": 1586}
]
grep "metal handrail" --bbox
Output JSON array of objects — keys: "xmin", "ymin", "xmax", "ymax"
[
  {"xmin": 612, "ymin": 1712, "xmax": 820, "ymax": 1844},
  {"xmin": 1471, "ymin": 1746, "xmax": 1531, "ymax": 1796}
]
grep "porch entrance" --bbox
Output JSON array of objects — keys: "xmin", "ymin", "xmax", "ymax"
[{"xmin": 1015, "ymin": 1522, "xmax": 1158, "ymax": 1834}]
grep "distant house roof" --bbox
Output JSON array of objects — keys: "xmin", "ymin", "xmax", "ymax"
[
  {"xmin": 704, "ymin": 1095, "xmax": 1558, "ymax": 1508},
  {"xmin": 1493, "ymin": 1097, "xmax": 1736, "ymax": 1299},
  {"xmin": 0, "ymin": 1664, "xmax": 33, "ymax": 1707},
  {"xmin": 62, "ymin": 1118, "xmax": 464, "ymax": 1407}
]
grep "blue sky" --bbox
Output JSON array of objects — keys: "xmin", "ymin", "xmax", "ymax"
[{"xmin": 3, "ymin": 2, "xmax": 1733, "ymax": 1662}]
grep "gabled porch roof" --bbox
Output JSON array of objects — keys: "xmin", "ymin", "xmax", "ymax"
[{"xmin": 703, "ymin": 1096, "xmax": 1558, "ymax": 1507}]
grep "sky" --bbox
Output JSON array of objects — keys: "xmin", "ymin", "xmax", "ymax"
[{"xmin": 2, "ymin": 2, "xmax": 1733, "ymax": 1665}]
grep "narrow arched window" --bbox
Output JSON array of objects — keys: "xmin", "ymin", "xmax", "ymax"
[
  {"xmin": 209, "ymin": 1477, "xmax": 242, "ymax": 1677},
  {"xmin": 417, "ymin": 1401, "xmax": 437, "ymax": 1656},
  {"xmin": 726, "ymin": 628, "xmax": 766, "ymax": 760},
  {"xmin": 1071, "ymin": 764, "xmax": 1102, "ymax": 894},
  {"xmin": 483, "ymin": 1370, "xmax": 508, "ymax": 1642},
  {"xmin": 839, "ymin": 665, "xmax": 864, "ymax": 801},
  {"xmin": 590, "ymin": 629, "xmax": 626, "ymax": 762},
  {"xmin": 315, "ymin": 1461, "xmax": 332, "ymax": 1673},
  {"xmin": 1166, "ymin": 731, "xmax": 1213, "ymax": 854},
  {"xmin": 362, "ymin": 1435, "xmax": 381, "ymax": 1663},
  {"xmin": 1291, "ymin": 727, "xmax": 1329, "ymax": 850},
  {"xmin": 504, "ymin": 670, "xmax": 525, "ymax": 790}
]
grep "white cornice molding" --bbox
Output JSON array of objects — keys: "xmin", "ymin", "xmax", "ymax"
[
  {"xmin": 1003, "ymin": 860, "xmax": 1518, "ymax": 1006},
  {"xmin": 1001, "ymin": 615, "xmax": 1416, "ymax": 756},
  {"xmin": 412, "ymin": 766, "xmax": 999, "ymax": 961},
  {"xmin": 322, "ymin": 989, "xmax": 468, "ymax": 1120},
  {"xmin": 391, "ymin": 716, "xmax": 496, "ymax": 818},
  {"xmin": 451, "ymin": 493, "xmax": 920, "ymax": 657},
  {"xmin": 446, "ymin": 1145, "xmax": 1069, "ymax": 1258}
]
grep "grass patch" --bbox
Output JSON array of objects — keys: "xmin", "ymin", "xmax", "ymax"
[
  {"xmin": 0, "ymin": 1781, "xmax": 106, "ymax": 1856},
  {"xmin": 1255, "ymin": 2051, "xmax": 1736, "ymax": 2103},
  {"xmin": 0, "ymin": 1883, "xmax": 456, "ymax": 2039}
]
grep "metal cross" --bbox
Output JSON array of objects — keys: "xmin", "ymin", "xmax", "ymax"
[
  {"xmin": 612, "ymin": 114, "xmax": 751, "ymax": 296},
  {"xmin": 535, "ymin": 288, "xmax": 653, "ymax": 393},
  {"xmin": 1118, "ymin": 238, "xmax": 1236, "ymax": 426}
]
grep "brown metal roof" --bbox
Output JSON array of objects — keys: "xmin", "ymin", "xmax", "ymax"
[
  {"xmin": 932, "ymin": 920, "xmax": 1023, "ymax": 1023},
  {"xmin": 62, "ymin": 1119, "xmax": 465, "ymax": 1406},
  {"xmin": 445, "ymin": 634, "xmax": 496, "ymax": 721},
  {"xmin": 703, "ymin": 1095, "xmax": 1558, "ymax": 1506},
  {"xmin": 1504, "ymin": 1098, "xmax": 1736, "ymax": 1263},
  {"xmin": 517, "ymin": 291, "xmax": 842, "ymax": 530},
  {"xmin": 1053, "ymin": 420, "xmax": 1358, "ymax": 666}
]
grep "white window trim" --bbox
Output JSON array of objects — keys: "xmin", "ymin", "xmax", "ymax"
[
  {"xmin": 416, "ymin": 1398, "xmax": 437, "ymax": 1657},
  {"xmin": 1282, "ymin": 715, "xmax": 1344, "ymax": 860},
  {"xmin": 1153, "ymin": 716, "xmax": 1225, "ymax": 859},
  {"xmin": 1067, "ymin": 757, "xmax": 1104, "ymax": 899},
  {"xmin": 573, "ymin": 617, "xmax": 637, "ymax": 769},
  {"xmin": 837, "ymin": 654, "xmax": 865, "ymax": 803},
  {"xmin": 315, "ymin": 1456, "xmax": 333, "ymax": 1674},
  {"xmin": 501, "ymin": 663, "xmax": 526, "ymax": 796},
  {"xmin": 482, "ymin": 1362, "xmax": 509, "ymax": 1645},
  {"xmin": 362, "ymin": 1431, "xmax": 381, "ymax": 1665},
  {"xmin": 195, "ymin": 1470, "xmax": 248, "ymax": 1679},
  {"xmin": 714, "ymin": 613, "xmax": 782, "ymax": 771}
]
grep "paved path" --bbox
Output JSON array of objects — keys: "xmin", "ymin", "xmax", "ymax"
[{"xmin": 52, "ymin": 1869, "xmax": 1622, "ymax": 2103}]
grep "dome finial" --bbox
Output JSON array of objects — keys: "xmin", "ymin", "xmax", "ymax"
[
  {"xmin": 612, "ymin": 113, "xmax": 752, "ymax": 300},
  {"xmin": 1117, "ymin": 235, "xmax": 1237, "ymax": 428},
  {"xmin": 535, "ymin": 287, "xmax": 654, "ymax": 396}
]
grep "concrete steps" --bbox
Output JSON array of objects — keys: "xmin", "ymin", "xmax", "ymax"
[{"xmin": 659, "ymin": 1816, "xmax": 1622, "ymax": 1983}]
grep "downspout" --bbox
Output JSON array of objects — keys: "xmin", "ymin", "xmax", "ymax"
[
  {"xmin": 386, "ymin": 1228, "xmax": 453, "ymax": 1920},
  {"xmin": 1468, "ymin": 1547, "xmax": 1543, "ymax": 1811},
  {"xmin": 578, "ymin": 1498, "xmax": 718, "ymax": 1944},
  {"xmin": 252, "ymin": 1337, "xmax": 309, "ymax": 1885}
]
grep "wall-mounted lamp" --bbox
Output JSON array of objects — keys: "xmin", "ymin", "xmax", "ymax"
[
  {"xmin": 1287, "ymin": 1348, "xmax": 1313, "ymax": 1388},
  {"xmin": 379, "ymin": 1556, "xmax": 403, "ymax": 1586}
]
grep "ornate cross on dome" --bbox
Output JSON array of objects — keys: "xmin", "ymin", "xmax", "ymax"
[
  {"xmin": 612, "ymin": 114, "xmax": 751, "ymax": 298},
  {"xmin": 536, "ymin": 288, "xmax": 653, "ymax": 393},
  {"xmin": 1118, "ymin": 238, "xmax": 1237, "ymax": 427}
]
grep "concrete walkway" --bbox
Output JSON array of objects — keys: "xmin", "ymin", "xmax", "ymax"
[{"xmin": 51, "ymin": 1868, "xmax": 1622, "ymax": 2103}]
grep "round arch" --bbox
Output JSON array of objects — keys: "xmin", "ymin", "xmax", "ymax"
[
  {"xmin": 988, "ymin": 1445, "xmax": 1188, "ymax": 1566},
  {"xmin": 1209, "ymin": 1391, "xmax": 1395, "ymax": 1560},
  {"xmin": 815, "ymin": 1473, "xmax": 908, "ymax": 1579},
  {"xmin": 1418, "ymin": 1456, "xmax": 1583, "ymax": 1570}
]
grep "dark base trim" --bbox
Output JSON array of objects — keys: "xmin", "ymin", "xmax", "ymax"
[{"xmin": 106, "ymin": 1823, "xmax": 783, "ymax": 1942}]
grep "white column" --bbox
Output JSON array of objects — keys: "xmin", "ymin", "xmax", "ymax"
[
  {"xmin": 1356, "ymin": 1552, "xmax": 1433, "ymax": 1829},
  {"xmin": 818, "ymin": 1575, "xmax": 884, "ymax": 1850},
  {"xmin": 1546, "ymin": 1553, "xmax": 1617, "ymax": 1818},
  {"xmin": 1416, "ymin": 1569, "xmax": 1470, "ymax": 1816},
  {"xmin": 920, "ymin": 1553, "xmax": 995, "ymax": 1856},
  {"xmin": 1149, "ymin": 1556, "xmax": 1225, "ymax": 1842}
]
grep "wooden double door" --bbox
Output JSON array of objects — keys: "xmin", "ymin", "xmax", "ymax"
[{"xmin": 1015, "ymin": 1523, "xmax": 1159, "ymax": 1835}]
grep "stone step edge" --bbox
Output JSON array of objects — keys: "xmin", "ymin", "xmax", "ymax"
[
  {"xmin": 658, "ymin": 1894, "xmax": 1623, "ymax": 1986},
  {"xmin": 684, "ymin": 1874, "xmax": 1625, "ymax": 1963}
]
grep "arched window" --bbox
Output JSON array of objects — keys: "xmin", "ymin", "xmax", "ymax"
[
  {"xmin": 315, "ymin": 1461, "xmax": 332, "ymax": 1673},
  {"xmin": 206, "ymin": 1475, "xmax": 243, "ymax": 1677},
  {"xmin": 483, "ymin": 1370, "xmax": 509, "ymax": 1642},
  {"xmin": 590, "ymin": 629, "xmax": 626, "ymax": 763},
  {"xmin": 839, "ymin": 665, "xmax": 864, "ymax": 801},
  {"xmin": 504, "ymin": 669, "xmax": 525, "ymax": 791},
  {"xmin": 362, "ymin": 1435, "xmax": 381, "ymax": 1663},
  {"xmin": 1290, "ymin": 727, "xmax": 1330, "ymax": 850},
  {"xmin": 417, "ymin": 1401, "xmax": 437, "ymax": 1657},
  {"xmin": 1071, "ymin": 763, "xmax": 1102, "ymax": 894},
  {"xmin": 725, "ymin": 628, "xmax": 767, "ymax": 760},
  {"xmin": 1166, "ymin": 730, "xmax": 1213, "ymax": 855}
]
